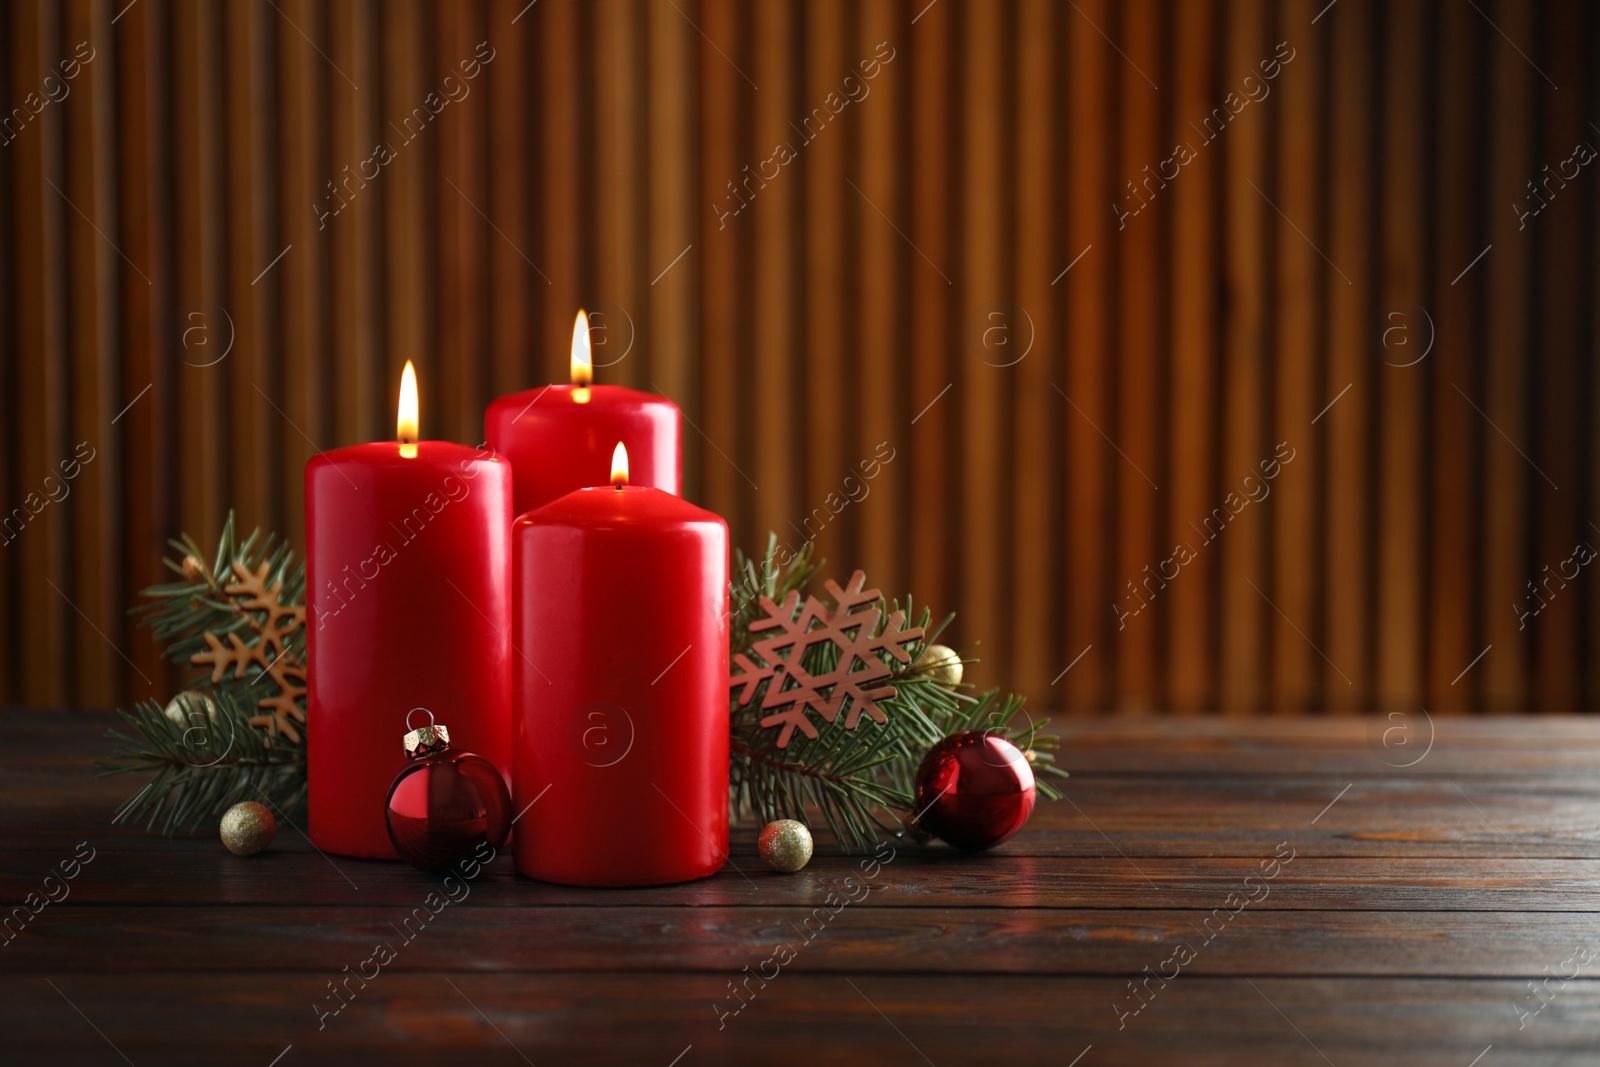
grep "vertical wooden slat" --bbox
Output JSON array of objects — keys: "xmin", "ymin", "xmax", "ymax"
[
  {"xmin": 62, "ymin": 0, "xmax": 121, "ymax": 705},
  {"xmin": 170, "ymin": 0, "xmax": 222, "ymax": 550},
  {"xmin": 1061, "ymin": 0, "xmax": 1114, "ymax": 713},
  {"xmin": 114, "ymin": 0, "xmax": 175, "ymax": 699},
  {"xmin": 1323, "ymin": 0, "xmax": 1375, "ymax": 713},
  {"xmin": 383, "ymin": 0, "xmax": 432, "ymax": 430},
  {"xmin": 1530, "ymin": 0, "xmax": 1586, "ymax": 710},
  {"xmin": 535, "ymin": 0, "xmax": 582, "ymax": 387},
  {"xmin": 801, "ymin": 0, "xmax": 847, "ymax": 566},
  {"xmin": 487, "ymin": 0, "xmax": 533, "ymax": 403},
  {"xmin": 857, "ymin": 0, "xmax": 904, "ymax": 598},
  {"xmin": 1113, "ymin": 0, "xmax": 1163, "ymax": 712},
  {"xmin": 907, "ymin": 0, "xmax": 955, "ymax": 627},
  {"xmin": 1480, "ymin": 0, "xmax": 1533, "ymax": 714},
  {"xmin": 327, "ymin": 0, "xmax": 381, "ymax": 446},
  {"xmin": 436, "ymin": 0, "xmax": 489, "ymax": 443},
  {"xmin": 1373, "ymin": 0, "xmax": 1427, "ymax": 713},
  {"xmin": 4, "ymin": 0, "xmax": 1597, "ymax": 714},
  {"xmin": 1010, "ymin": 0, "xmax": 1057, "ymax": 698},
  {"xmin": 645, "ymin": 0, "xmax": 697, "ymax": 462},
  {"xmin": 698, "ymin": 0, "xmax": 748, "ymax": 534},
  {"xmin": 1590, "ymin": 6, "xmax": 1600, "ymax": 713},
  {"xmin": 1219, "ymin": 0, "xmax": 1269, "ymax": 713},
  {"xmin": 223, "ymin": 0, "xmax": 276, "ymax": 535},
  {"xmin": 1270, "ymin": 0, "xmax": 1321, "ymax": 711},
  {"xmin": 272, "ymin": 0, "xmax": 329, "ymax": 542},
  {"xmin": 0, "ymin": 0, "xmax": 12, "ymax": 699},
  {"xmin": 1166, "ymin": 0, "xmax": 1217, "ymax": 713},
  {"xmin": 11, "ymin": 0, "xmax": 70, "ymax": 705},
  {"xmin": 958, "ymin": 0, "xmax": 1007, "ymax": 692},
  {"xmin": 748, "ymin": 0, "xmax": 799, "ymax": 547},
  {"xmin": 1426, "ymin": 1, "xmax": 1484, "ymax": 712},
  {"xmin": 592, "ymin": 0, "xmax": 644, "ymax": 394}
]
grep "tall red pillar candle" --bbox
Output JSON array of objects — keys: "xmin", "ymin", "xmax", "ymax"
[
  {"xmin": 485, "ymin": 310, "xmax": 681, "ymax": 516},
  {"xmin": 306, "ymin": 362, "xmax": 513, "ymax": 860},
  {"xmin": 513, "ymin": 444, "xmax": 728, "ymax": 886}
]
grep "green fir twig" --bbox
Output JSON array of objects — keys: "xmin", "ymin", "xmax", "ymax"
[
  {"xmin": 728, "ymin": 533, "xmax": 1066, "ymax": 852},
  {"xmin": 97, "ymin": 511, "xmax": 308, "ymax": 834}
]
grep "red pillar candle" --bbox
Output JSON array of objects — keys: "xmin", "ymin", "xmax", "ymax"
[
  {"xmin": 485, "ymin": 310, "xmax": 681, "ymax": 516},
  {"xmin": 513, "ymin": 443, "xmax": 728, "ymax": 886},
  {"xmin": 306, "ymin": 362, "xmax": 513, "ymax": 860}
]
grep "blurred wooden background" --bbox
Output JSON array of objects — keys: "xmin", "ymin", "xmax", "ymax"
[{"xmin": 2, "ymin": 0, "xmax": 1595, "ymax": 714}]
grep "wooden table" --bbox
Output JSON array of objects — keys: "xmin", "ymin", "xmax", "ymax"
[{"xmin": 6, "ymin": 709, "xmax": 1600, "ymax": 1065}]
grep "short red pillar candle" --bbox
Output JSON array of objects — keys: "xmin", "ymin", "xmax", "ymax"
[
  {"xmin": 485, "ymin": 310, "xmax": 681, "ymax": 516},
  {"xmin": 513, "ymin": 443, "xmax": 728, "ymax": 886},
  {"xmin": 306, "ymin": 362, "xmax": 513, "ymax": 860}
]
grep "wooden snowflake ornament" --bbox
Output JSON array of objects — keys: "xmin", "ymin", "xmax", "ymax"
[
  {"xmin": 730, "ymin": 570, "xmax": 925, "ymax": 748},
  {"xmin": 191, "ymin": 561, "xmax": 308, "ymax": 742}
]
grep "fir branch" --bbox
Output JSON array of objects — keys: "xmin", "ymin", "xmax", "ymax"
[
  {"xmin": 96, "ymin": 688, "xmax": 306, "ymax": 834},
  {"xmin": 103, "ymin": 511, "xmax": 309, "ymax": 834},
  {"xmin": 727, "ymin": 539, "xmax": 1067, "ymax": 852},
  {"xmin": 135, "ymin": 510, "xmax": 307, "ymax": 679}
]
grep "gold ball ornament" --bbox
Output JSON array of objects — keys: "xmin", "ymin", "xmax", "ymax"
[
  {"xmin": 164, "ymin": 691, "xmax": 217, "ymax": 726},
  {"xmin": 181, "ymin": 554, "xmax": 206, "ymax": 578},
  {"xmin": 758, "ymin": 819, "xmax": 814, "ymax": 873},
  {"xmin": 219, "ymin": 801, "xmax": 277, "ymax": 856},
  {"xmin": 914, "ymin": 644, "xmax": 963, "ymax": 686}
]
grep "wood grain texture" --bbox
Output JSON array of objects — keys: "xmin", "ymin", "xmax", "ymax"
[
  {"xmin": 0, "ymin": 0, "xmax": 1596, "ymax": 715},
  {"xmin": 9, "ymin": 710, "xmax": 1600, "ymax": 1062},
  {"xmin": 3, "ymin": 973, "xmax": 1598, "ymax": 1067}
]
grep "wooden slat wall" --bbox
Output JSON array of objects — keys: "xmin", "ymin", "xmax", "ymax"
[{"xmin": 2, "ymin": 0, "xmax": 1596, "ymax": 715}]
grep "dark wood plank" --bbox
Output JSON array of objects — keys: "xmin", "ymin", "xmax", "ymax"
[
  {"xmin": 7, "ymin": 849, "xmax": 1600, "ymax": 911},
  {"xmin": 8, "ymin": 973, "xmax": 1597, "ymax": 1067},
  {"xmin": 6, "ymin": 901, "xmax": 1600, "ymax": 977}
]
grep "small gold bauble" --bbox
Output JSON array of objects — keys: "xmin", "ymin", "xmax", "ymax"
[
  {"xmin": 182, "ymin": 554, "xmax": 206, "ymax": 578},
  {"xmin": 164, "ymin": 691, "xmax": 217, "ymax": 726},
  {"xmin": 758, "ymin": 819, "xmax": 813, "ymax": 873},
  {"xmin": 219, "ymin": 801, "xmax": 277, "ymax": 856},
  {"xmin": 914, "ymin": 644, "xmax": 963, "ymax": 686}
]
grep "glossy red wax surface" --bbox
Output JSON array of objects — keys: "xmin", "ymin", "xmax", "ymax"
[
  {"xmin": 306, "ymin": 441, "xmax": 512, "ymax": 859},
  {"xmin": 485, "ymin": 384, "xmax": 681, "ymax": 516},
  {"xmin": 513, "ymin": 485, "xmax": 728, "ymax": 886}
]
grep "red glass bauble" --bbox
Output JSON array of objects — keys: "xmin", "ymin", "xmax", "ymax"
[
  {"xmin": 914, "ymin": 730, "xmax": 1036, "ymax": 851},
  {"xmin": 384, "ymin": 711, "xmax": 512, "ymax": 873}
]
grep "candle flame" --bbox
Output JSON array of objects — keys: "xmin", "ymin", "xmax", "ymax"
[
  {"xmin": 398, "ymin": 360, "xmax": 419, "ymax": 458},
  {"xmin": 571, "ymin": 310, "xmax": 593, "ymax": 389},
  {"xmin": 610, "ymin": 442, "xmax": 629, "ymax": 487}
]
